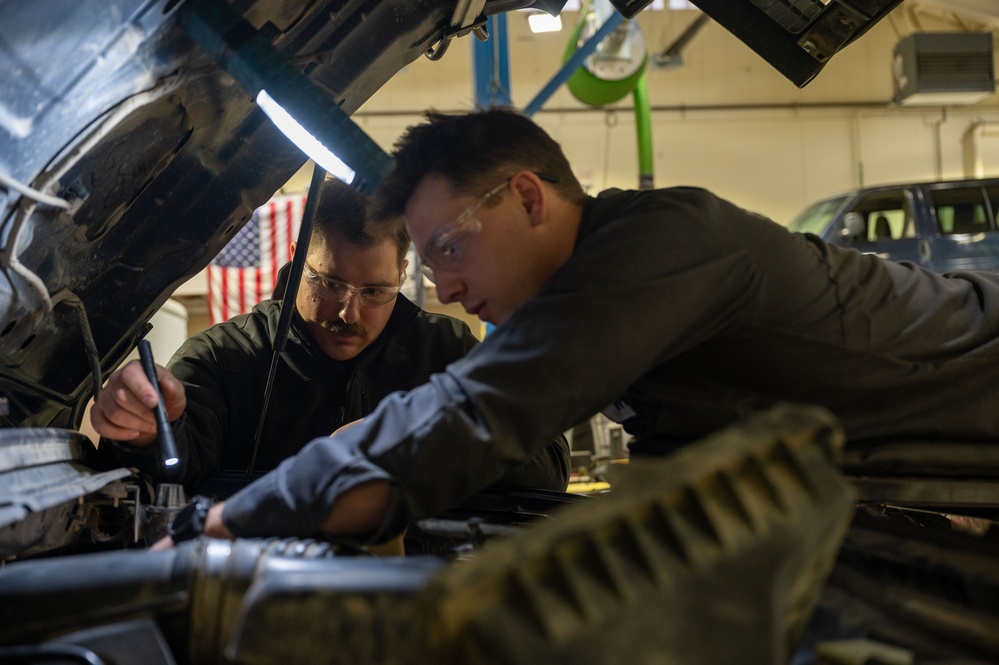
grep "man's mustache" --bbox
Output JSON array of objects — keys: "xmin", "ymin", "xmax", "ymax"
[{"xmin": 320, "ymin": 319, "xmax": 366, "ymax": 337}]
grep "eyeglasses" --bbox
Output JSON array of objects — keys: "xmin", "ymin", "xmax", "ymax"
[
  {"xmin": 418, "ymin": 172, "xmax": 559, "ymax": 283},
  {"xmin": 302, "ymin": 261, "xmax": 405, "ymax": 307}
]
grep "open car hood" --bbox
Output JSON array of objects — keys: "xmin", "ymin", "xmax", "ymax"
[{"xmin": 0, "ymin": 0, "xmax": 468, "ymax": 429}]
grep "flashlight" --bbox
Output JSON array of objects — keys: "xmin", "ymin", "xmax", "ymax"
[{"xmin": 138, "ymin": 339, "xmax": 180, "ymax": 469}]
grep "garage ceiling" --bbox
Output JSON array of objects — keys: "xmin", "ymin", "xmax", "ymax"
[{"xmin": 912, "ymin": 0, "xmax": 999, "ymax": 25}]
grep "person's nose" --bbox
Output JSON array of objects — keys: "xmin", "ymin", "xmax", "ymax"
[
  {"xmin": 338, "ymin": 292, "xmax": 362, "ymax": 323},
  {"xmin": 433, "ymin": 272, "xmax": 465, "ymax": 305}
]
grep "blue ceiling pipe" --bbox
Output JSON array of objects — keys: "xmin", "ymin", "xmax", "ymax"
[{"xmin": 473, "ymin": 14, "xmax": 512, "ymax": 108}]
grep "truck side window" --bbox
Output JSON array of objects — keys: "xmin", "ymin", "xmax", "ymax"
[
  {"xmin": 986, "ymin": 185, "xmax": 999, "ymax": 229},
  {"xmin": 931, "ymin": 186, "xmax": 997, "ymax": 235},
  {"xmin": 843, "ymin": 190, "xmax": 913, "ymax": 244}
]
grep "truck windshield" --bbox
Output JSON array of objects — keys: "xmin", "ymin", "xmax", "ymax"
[{"xmin": 787, "ymin": 196, "xmax": 848, "ymax": 235}]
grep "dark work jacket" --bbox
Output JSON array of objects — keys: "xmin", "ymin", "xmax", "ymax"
[
  {"xmin": 92, "ymin": 295, "xmax": 569, "ymax": 494},
  {"xmin": 223, "ymin": 187, "xmax": 999, "ymax": 540}
]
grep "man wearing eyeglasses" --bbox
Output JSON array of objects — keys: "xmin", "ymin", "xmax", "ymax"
[
  {"xmin": 88, "ymin": 176, "xmax": 569, "ymax": 498},
  {"xmin": 197, "ymin": 106, "xmax": 999, "ymax": 546}
]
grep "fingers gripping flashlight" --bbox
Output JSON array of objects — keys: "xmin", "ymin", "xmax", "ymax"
[{"xmin": 138, "ymin": 339, "xmax": 180, "ymax": 470}]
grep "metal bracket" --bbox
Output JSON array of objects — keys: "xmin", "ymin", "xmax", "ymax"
[
  {"xmin": 797, "ymin": 0, "xmax": 872, "ymax": 63},
  {"xmin": 449, "ymin": 0, "xmax": 489, "ymax": 38},
  {"xmin": 426, "ymin": 0, "xmax": 489, "ymax": 61}
]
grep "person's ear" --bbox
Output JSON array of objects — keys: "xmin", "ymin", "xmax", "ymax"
[
  {"xmin": 290, "ymin": 241, "xmax": 297, "ymax": 258},
  {"xmin": 400, "ymin": 258, "xmax": 410, "ymax": 279},
  {"xmin": 511, "ymin": 171, "xmax": 546, "ymax": 227}
]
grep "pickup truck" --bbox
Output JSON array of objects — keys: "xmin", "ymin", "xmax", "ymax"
[{"xmin": 788, "ymin": 177, "xmax": 999, "ymax": 272}]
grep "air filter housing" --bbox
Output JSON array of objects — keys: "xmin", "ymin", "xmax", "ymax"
[{"xmin": 893, "ymin": 32, "xmax": 995, "ymax": 105}]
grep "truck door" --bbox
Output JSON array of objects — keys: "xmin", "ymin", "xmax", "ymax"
[
  {"xmin": 836, "ymin": 188, "xmax": 925, "ymax": 266},
  {"xmin": 925, "ymin": 183, "xmax": 999, "ymax": 272}
]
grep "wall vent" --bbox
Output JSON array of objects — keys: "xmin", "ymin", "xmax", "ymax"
[{"xmin": 893, "ymin": 32, "xmax": 995, "ymax": 106}]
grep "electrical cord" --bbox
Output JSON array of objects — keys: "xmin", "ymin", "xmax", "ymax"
[{"xmin": 0, "ymin": 170, "xmax": 70, "ymax": 210}]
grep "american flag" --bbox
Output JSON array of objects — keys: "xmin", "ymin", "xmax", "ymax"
[{"xmin": 207, "ymin": 193, "xmax": 308, "ymax": 323}]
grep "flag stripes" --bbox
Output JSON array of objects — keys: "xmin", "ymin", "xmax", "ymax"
[{"xmin": 207, "ymin": 193, "xmax": 307, "ymax": 324}]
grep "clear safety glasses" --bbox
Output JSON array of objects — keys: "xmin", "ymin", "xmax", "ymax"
[
  {"xmin": 302, "ymin": 261, "xmax": 405, "ymax": 307},
  {"xmin": 418, "ymin": 173, "xmax": 559, "ymax": 283}
]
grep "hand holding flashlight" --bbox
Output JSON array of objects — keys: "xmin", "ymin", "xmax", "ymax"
[{"xmin": 137, "ymin": 339, "xmax": 180, "ymax": 470}]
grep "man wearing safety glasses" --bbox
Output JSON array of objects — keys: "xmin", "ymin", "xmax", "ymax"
[{"xmin": 88, "ymin": 176, "xmax": 569, "ymax": 497}]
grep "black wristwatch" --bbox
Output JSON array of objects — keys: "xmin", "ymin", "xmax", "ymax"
[{"xmin": 168, "ymin": 495, "xmax": 213, "ymax": 542}]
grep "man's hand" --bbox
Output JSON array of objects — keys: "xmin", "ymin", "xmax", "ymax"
[
  {"xmin": 90, "ymin": 359, "xmax": 186, "ymax": 446},
  {"xmin": 149, "ymin": 485, "xmax": 392, "ymax": 548},
  {"xmin": 150, "ymin": 502, "xmax": 234, "ymax": 551}
]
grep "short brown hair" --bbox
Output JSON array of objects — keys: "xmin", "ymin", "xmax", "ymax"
[
  {"xmin": 372, "ymin": 107, "xmax": 587, "ymax": 224},
  {"xmin": 313, "ymin": 177, "xmax": 409, "ymax": 265}
]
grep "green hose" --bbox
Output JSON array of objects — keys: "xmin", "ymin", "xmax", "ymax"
[
  {"xmin": 563, "ymin": 2, "xmax": 653, "ymax": 190},
  {"xmin": 633, "ymin": 73, "xmax": 653, "ymax": 190},
  {"xmin": 563, "ymin": 3, "xmax": 647, "ymax": 107}
]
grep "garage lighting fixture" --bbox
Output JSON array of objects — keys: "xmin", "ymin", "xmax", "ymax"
[
  {"xmin": 527, "ymin": 12, "xmax": 562, "ymax": 33},
  {"xmin": 178, "ymin": 0, "xmax": 392, "ymax": 194},
  {"xmin": 256, "ymin": 90, "xmax": 355, "ymax": 183}
]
